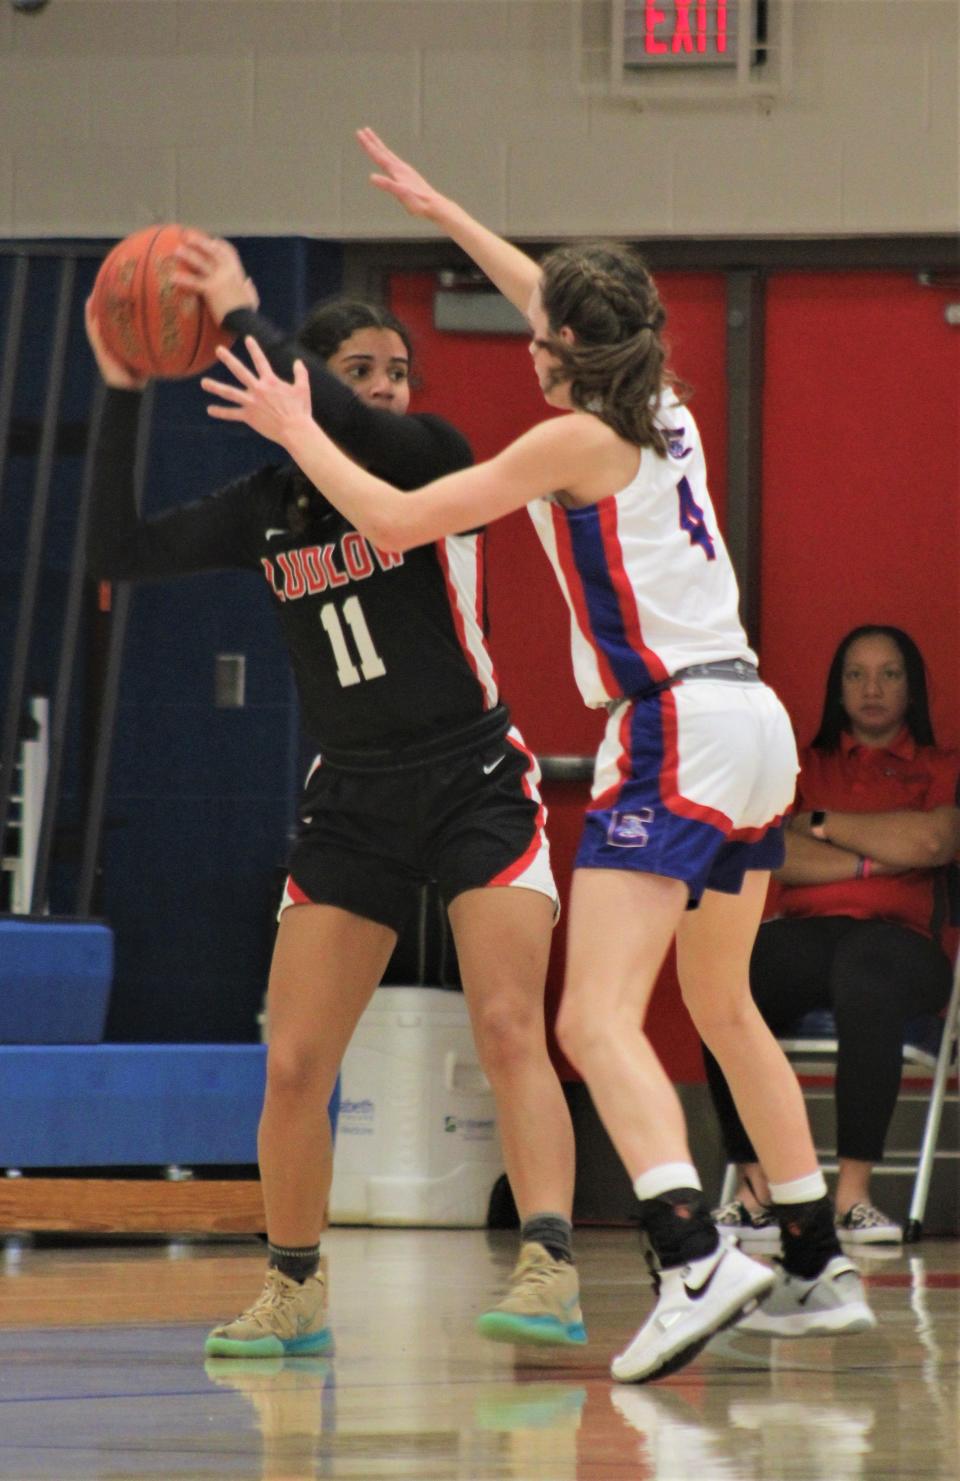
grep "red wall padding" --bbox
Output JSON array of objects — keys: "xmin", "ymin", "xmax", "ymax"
[
  {"xmin": 760, "ymin": 272, "xmax": 960, "ymax": 749},
  {"xmin": 388, "ymin": 267, "xmax": 960, "ymax": 1083}
]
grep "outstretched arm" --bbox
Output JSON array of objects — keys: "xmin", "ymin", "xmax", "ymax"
[
  {"xmin": 356, "ymin": 127, "xmax": 540, "ymax": 315},
  {"xmin": 175, "ymin": 229, "xmax": 472, "ymax": 485},
  {"xmin": 203, "ymin": 337, "xmax": 589, "ymax": 551},
  {"xmin": 85, "ymin": 300, "xmax": 259, "ymax": 580}
]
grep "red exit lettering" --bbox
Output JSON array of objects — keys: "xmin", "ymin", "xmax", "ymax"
[{"xmin": 645, "ymin": 0, "xmax": 729, "ymax": 56}]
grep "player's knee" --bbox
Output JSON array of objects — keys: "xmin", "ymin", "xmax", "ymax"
[
  {"xmin": 471, "ymin": 996, "xmax": 538, "ymax": 1070},
  {"xmin": 687, "ymin": 988, "xmax": 762, "ymax": 1046},
  {"xmin": 265, "ymin": 1040, "xmax": 335, "ymax": 1104},
  {"xmin": 554, "ymin": 1001, "xmax": 604, "ymax": 1070}
]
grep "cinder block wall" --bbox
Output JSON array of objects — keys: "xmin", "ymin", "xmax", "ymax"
[{"xmin": 0, "ymin": 0, "xmax": 956, "ymax": 239}]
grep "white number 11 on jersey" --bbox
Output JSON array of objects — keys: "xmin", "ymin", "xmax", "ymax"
[{"xmin": 319, "ymin": 596, "xmax": 387, "ymax": 687}]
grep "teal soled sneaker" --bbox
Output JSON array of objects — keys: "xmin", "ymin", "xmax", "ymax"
[
  {"xmin": 476, "ymin": 1241, "xmax": 587, "ymax": 1347},
  {"xmin": 737, "ymin": 1255, "xmax": 876, "ymax": 1337},
  {"xmin": 205, "ymin": 1267, "xmax": 332, "ymax": 1358}
]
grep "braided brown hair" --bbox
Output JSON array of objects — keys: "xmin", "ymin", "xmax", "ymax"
[{"xmin": 538, "ymin": 242, "xmax": 688, "ymax": 455}]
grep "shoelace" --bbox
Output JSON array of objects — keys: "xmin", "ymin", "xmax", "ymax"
[
  {"xmin": 642, "ymin": 1243, "xmax": 663, "ymax": 1296},
  {"xmin": 238, "ymin": 1274, "xmax": 303, "ymax": 1321},
  {"xmin": 768, "ymin": 1255, "xmax": 840, "ymax": 1288},
  {"xmin": 512, "ymin": 1261, "xmax": 555, "ymax": 1289}
]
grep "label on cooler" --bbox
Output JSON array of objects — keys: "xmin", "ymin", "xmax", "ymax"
[
  {"xmin": 443, "ymin": 1114, "xmax": 496, "ymax": 1141},
  {"xmin": 338, "ymin": 1096, "xmax": 375, "ymax": 1135}
]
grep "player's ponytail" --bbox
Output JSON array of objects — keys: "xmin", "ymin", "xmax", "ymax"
[{"xmin": 538, "ymin": 243, "xmax": 688, "ymax": 454}]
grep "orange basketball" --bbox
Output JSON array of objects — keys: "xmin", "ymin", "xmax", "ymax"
[{"xmin": 90, "ymin": 223, "xmax": 233, "ymax": 379}]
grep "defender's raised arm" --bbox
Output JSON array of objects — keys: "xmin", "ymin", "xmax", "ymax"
[{"xmin": 357, "ymin": 127, "xmax": 540, "ymax": 316}]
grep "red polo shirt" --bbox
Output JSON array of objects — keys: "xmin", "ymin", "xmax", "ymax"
[{"xmin": 781, "ymin": 729, "xmax": 960, "ymax": 941}]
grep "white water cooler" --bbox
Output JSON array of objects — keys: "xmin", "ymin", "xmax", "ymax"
[{"xmin": 328, "ymin": 987, "xmax": 504, "ymax": 1227}]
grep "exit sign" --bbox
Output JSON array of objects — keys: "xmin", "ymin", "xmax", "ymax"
[{"xmin": 623, "ymin": 1, "xmax": 757, "ymax": 69}]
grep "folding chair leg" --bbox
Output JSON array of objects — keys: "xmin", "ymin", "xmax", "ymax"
[
  {"xmin": 904, "ymin": 965, "xmax": 960, "ymax": 1241},
  {"xmin": 719, "ymin": 1162, "xmax": 738, "ymax": 1205}
]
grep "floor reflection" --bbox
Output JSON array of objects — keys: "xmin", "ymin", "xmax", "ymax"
[
  {"xmin": 204, "ymin": 1357, "xmax": 335, "ymax": 1481},
  {"xmin": 0, "ymin": 1230, "xmax": 956, "ymax": 1480}
]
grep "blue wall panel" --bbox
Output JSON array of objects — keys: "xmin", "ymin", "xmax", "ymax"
[
  {"xmin": 0, "ymin": 920, "xmax": 113, "ymax": 1043},
  {"xmin": 0, "ymin": 1045, "xmax": 266, "ymax": 1165},
  {"xmin": 1, "ymin": 237, "xmax": 344, "ymax": 1037}
]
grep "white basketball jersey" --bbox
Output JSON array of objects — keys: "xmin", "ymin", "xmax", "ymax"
[{"xmin": 527, "ymin": 399, "xmax": 756, "ymax": 707}]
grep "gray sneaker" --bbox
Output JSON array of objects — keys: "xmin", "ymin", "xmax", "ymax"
[{"xmin": 737, "ymin": 1256, "xmax": 876, "ymax": 1338}]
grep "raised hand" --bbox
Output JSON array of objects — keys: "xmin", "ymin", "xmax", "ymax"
[
  {"xmin": 356, "ymin": 126, "xmax": 445, "ymax": 219},
  {"xmin": 173, "ymin": 231, "xmax": 259, "ymax": 326},
  {"xmin": 356, "ymin": 125, "xmax": 539, "ymax": 314},
  {"xmin": 84, "ymin": 297, "xmax": 148, "ymax": 390},
  {"xmin": 202, "ymin": 337, "xmax": 314, "ymax": 448}
]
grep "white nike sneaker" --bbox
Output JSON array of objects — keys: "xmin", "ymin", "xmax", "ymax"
[
  {"xmin": 736, "ymin": 1255, "xmax": 876, "ymax": 1337},
  {"xmin": 611, "ymin": 1238, "xmax": 775, "ymax": 1384}
]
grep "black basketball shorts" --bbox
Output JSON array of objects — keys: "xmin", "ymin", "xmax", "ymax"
[{"xmin": 280, "ymin": 724, "xmax": 557, "ymax": 934}]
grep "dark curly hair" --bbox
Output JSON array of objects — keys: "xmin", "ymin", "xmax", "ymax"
[
  {"xmin": 537, "ymin": 241, "xmax": 689, "ymax": 455},
  {"xmin": 296, "ymin": 298, "xmax": 414, "ymax": 365},
  {"xmin": 811, "ymin": 624, "xmax": 935, "ymax": 751}
]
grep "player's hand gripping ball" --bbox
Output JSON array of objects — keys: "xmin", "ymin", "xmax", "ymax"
[{"xmin": 90, "ymin": 224, "xmax": 234, "ymax": 379}]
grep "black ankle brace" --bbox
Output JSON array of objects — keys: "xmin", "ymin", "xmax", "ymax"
[
  {"xmin": 638, "ymin": 1187, "xmax": 719, "ymax": 1270},
  {"xmin": 775, "ymin": 1195, "xmax": 842, "ymax": 1278}
]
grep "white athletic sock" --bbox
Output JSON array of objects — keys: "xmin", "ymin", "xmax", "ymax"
[
  {"xmin": 633, "ymin": 1162, "xmax": 702, "ymax": 1202},
  {"xmin": 768, "ymin": 1171, "xmax": 828, "ymax": 1204}
]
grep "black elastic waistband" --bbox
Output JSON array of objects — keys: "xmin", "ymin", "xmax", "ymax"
[{"xmin": 314, "ymin": 705, "xmax": 511, "ymax": 774}]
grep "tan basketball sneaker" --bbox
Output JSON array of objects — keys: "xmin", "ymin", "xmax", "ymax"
[
  {"xmin": 205, "ymin": 1267, "xmax": 332, "ymax": 1359},
  {"xmin": 476, "ymin": 1241, "xmax": 587, "ymax": 1347}
]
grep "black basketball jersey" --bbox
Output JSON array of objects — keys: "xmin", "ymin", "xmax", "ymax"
[{"xmin": 89, "ymin": 391, "xmax": 503, "ymax": 755}]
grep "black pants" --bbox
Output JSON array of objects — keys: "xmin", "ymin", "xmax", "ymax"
[{"xmin": 703, "ymin": 916, "xmax": 953, "ymax": 1165}]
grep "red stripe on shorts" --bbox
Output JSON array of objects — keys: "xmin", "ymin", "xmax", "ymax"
[
  {"xmin": 551, "ymin": 503, "xmax": 621, "ymax": 700},
  {"xmin": 488, "ymin": 734, "xmax": 547, "ymax": 886}
]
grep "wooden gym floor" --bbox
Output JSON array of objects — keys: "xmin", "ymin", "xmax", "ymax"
[{"xmin": 0, "ymin": 1226, "xmax": 957, "ymax": 1480}]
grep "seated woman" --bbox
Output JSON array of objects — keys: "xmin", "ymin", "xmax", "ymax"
[{"xmin": 705, "ymin": 625, "xmax": 960, "ymax": 1244}]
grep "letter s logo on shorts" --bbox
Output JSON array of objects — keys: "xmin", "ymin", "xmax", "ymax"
[{"xmin": 607, "ymin": 808, "xmax": 655, "ymax": 847}]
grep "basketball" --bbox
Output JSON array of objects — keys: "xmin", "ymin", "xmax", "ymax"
[{"xmin": 90, "ymin": 223, "xmax": 233, "ymax": 379}]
